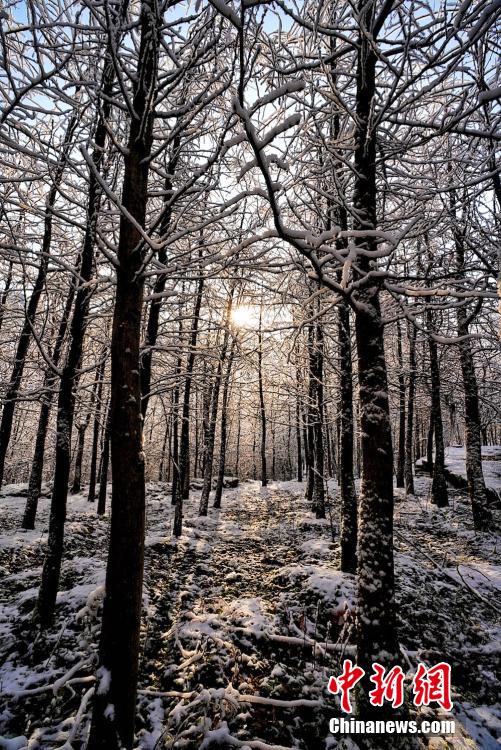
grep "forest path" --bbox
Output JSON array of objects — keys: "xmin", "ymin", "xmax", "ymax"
[{"xmin": 139, "ymin": 481, "xmax": 342, "ymax": 749}]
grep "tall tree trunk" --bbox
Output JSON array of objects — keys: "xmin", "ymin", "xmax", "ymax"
[
  {"xmin": 295, "ymin": 356, "xmax": 303, "ymax": 482},
  {"xmin": 88, "ymin": 359, "xmax": 106, "ymax": 503},
  {"xmin": 427, "ymin": 310, "xmax": 448, "ymax": 508},
  {"xmin": 34, "ymin": 20, "xmax": 124, "ymax": 627},
  {"xmin": 329, "ymin": 16, "xmax": 357, "ymax": 569},
  {"xmin": 213, "ymin": 340, "xmax": 235, "ymax": 509},
  {"xmin": 395, "ymin": 320, "xmax": 406, "ymax": 488},
  {"xmin": 88, "ymin": 1, "xmax": 159, "ymax": 747},
  {"xmin": 404, "ymin": 322, "xmax": 417, "ymax": 495},
  {"xmin": 173, "ymin": 254, "xmax": 205, "ymax": 535},
  {"xmin": 0, "ymin": 260, "xmax": 13, "ymax": 334},
  {"xmin": 0, "ymin": 114, "xmax": 78, "ymax": 487},
  {"xmin": 22, "ymin": 276, "xmax": 77, "ymax": 529},
  {"xmin": 199, "ymin": 291, "xmax": 234, "ymax": 515},
  {"xmin": 97, "ymin": 408, "xmax": 111, "ymax": 517},
  {"xmin": 305, "ymin": 321, "xmax": 315, "ymax": 503},
  {"xmin": 312, "ymin": 315, "xmax": 325, "ymax": 518},
  {"xmin": 427, "ymin": 409, "xmax": 434, "ymax": 469},
  {"xmin": 170, "ymin": 346, "xmax": 182, "ymax": 506},
  {"xmin": 451, "ymin": 189, "xmax": 492, "ymax": 530},
  {"xmin": 71, "ymin": 373, "xmax": 100, "ymax": 494},
  {"xmin": 257, "ymin": 311, "xmax": 267, "ymax": 487},
  {"xmin": 140, "ymin": 136, "xmax": 180, "ymax": 419},
  {"xmin": 338, "ymin": 300, "xmax": 357, "ymax": 572},
  {"xmin": 351, "ymin": 0, "xmax": 399, "ymax": 698}
]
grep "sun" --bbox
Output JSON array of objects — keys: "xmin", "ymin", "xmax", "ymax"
[{"xmin": 230, "ymin": 304, "xmax": 260, "ymax": 329}]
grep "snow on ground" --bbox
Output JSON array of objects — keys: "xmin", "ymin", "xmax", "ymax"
[
  {"xmin": 444, "ymin": 446, "xmax": 501, "ymax": 491},
  {"xmin": 415, "ymin": 446, "xmax": 501, "ymax": 491},
  {"xmin": 0, "ymin": 475, "xmax": 500, "ymax": 749}
]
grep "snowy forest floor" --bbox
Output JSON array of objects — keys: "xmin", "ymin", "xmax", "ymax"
[{"xmin": 0, "ymin": 475, "xmax": 500, "ymax": 750}]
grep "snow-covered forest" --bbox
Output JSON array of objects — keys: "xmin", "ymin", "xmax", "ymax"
[{"xmin": 0, "ymin": 0, "xmax": 500, "ymax": 748}]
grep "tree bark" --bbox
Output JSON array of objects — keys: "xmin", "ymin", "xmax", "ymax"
[
  {"xmin": 427, "ymin": 310, "xmax": 448, "ymax": 508},
  {"xmin": 173, "ymin": 253, "xmax": 205, "ymax": 535},
  {"xmin": 395, "ymin": 320, "xmax": 406, "ymax": 488},
  {"xmin": 88, "ymin": 359, "xmax": 106, "ymax": 503},
  {"xmin": 88, "ymin": 1, "xmax": 159, "ymax": 746},
  {"xmin": 213, "ymin": 340, "xmax": 235, "ymax": 508},
  {"xmin": 257, "ymin": 311, "xmax": 267, "ymax": 487},
  {"xmin": 312, "ymin": 315, "xmax": 325, "ymax": 518},
  {"xmin": 199, "ymin": 291, "xmax": 233, "ymax": 515},
  {"xmin": 351, "ymin": 0, "xmax": 399, "ymax": 699},
  {"xmin": 96, "ymin": 408, "xmax": 111, "ymax": 517},
  {"xmin": 451, "ymin": 189, "xmax": 492, "ymax": 530},
  {"xmin": 338, "ymin": 300, "xmax": 357, "ymax": 572},
  {"xmin": 404, "ymin": 322, "xmax": 417, "ymax": 495},
  {"xmin": 34, "ymin": 20, "xmax": 124, "ymax": 627},
  {"xmin": 22, "ymin": 277, "xmax": 77, "ymax": 529},
  {"xmin": 0, "ymin": 113, "xmax": 78, "ymax": 487}
]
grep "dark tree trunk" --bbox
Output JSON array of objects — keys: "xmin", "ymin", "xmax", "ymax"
[
  {"xmin": 34, "ymin": 26, "xmax": 124, "ymax": 627},
  {"xmin": 0, "ymin": 114, "xmax": 78, "ymax": 488},
  {"xmin": 351, "ymin": 0, "xmax": 399, "ymax": 700},
  {"xmin": 338, "ymin": 300, "xmax": 357, "ymax": 572},
  {"xmin": 170, "ymin": 348, "xmax": 182, "ymax": 507},
  {"xmin": 427, "ymin": 311, "xmax": 448, "ymax": 508},
  {"xmin": 213, "ymin": 341, "xmax": 235, "ymax": 508},
  {"xmin": 404, "ymin": 322, "xmax": 417, "ymax": 495},
  {"xmin": 312, "ymin": 316, "xmax": 325, "ymax": 518},
  {"xmin": 451, "ymin": 190, "xmax": 492, "ymax": 530},
  {"xmin": 140, "ymin": 136, "xmax": 180, "ymax": 419},
  {"xmin": 0, "ymin": 260, "xmax": 13, "ymax": 334},
  {"xmin": 199, "ymin": 292, "xmax": 233, "ymax": 515},
  {"xmin": 71, "ymin": 373, "xmax": 100, "ymax": 494},
  {"xmin": 427, "ymin": 409, "xmax": 434, "ymax": 470},
  {"xmin": 395, "ymin": 321, "xmax": 406, "ymax": 488},
  {"xmin": 22, "ymin": 276, "xmax": 77, "ymax": 530},
  {"xmin": 173, "ymin": 256, "xmax": 205, "ymax": 535},
  {"xmin": 257, "ymin": 313, "xmax": 267, "ymax": 488},
  {"xmin": 88, "ymin": 359, "xmax": 106, "ymax": 503},
  {"xmin": 295, "ymin": 357, "xmax": 303, "ymax": 483},
  {"xmin": 97, "ymin": 409, "xmax": 111, "ymax": 517},
  {"xmin": 305, "ymin": 321, "xmax": 315, "ymax": 504},
  {"xmin": 88, "ymin": 1, "xmax": 159, "ymax": 747}
]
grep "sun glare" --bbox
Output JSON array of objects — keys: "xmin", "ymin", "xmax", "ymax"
[{"xmin": 230, "ymin": 305, "xmax": 260, "ymax": 329}]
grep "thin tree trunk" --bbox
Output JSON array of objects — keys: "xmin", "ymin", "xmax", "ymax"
[
  {"xmin": 395, "ymin": 320, "xmax": 406, "ymax": 488},
  {"xmin": 257, "ymin": 311, "xmax": 267, "ymax": 487},
  {"xmin": 305, "ymin": 321, "xmax": 314, "ymax": 503},
  {"xmin": 34, "ymin": 35, "xmax": 122, "ymax": 627},
  {"xmin": 199, "ymin": 291, "xmax": 234, "ymax": 515},
  {"xmin": 0, "ymin": 260, "xmax": 13, "ymax": 334},
  {"xmin": 71, "ymin": 375, "xmax": 99, "ymax": 495},
  {"xmin": 404, "ymin": 322, "xmax": 417, "ymax": 495},
  {"xmin": 213, "ymin": 340, "xmax": 235, "ymax": 508},
  {"xmin": 88, "ymin": 360, "xmax": 106, "ymax": 503},
  {"xmin": 0, "ymin": 114, "xmax": 78, "ymax": 487},
  {"xmin": 173, "ymin": 254, "xmax": 205, "ymax": 535},
  {"xmin": 427, "ymin": 409, "xmax": 434, "ymax": 469},
  {"xmin": 295, "ymin": 357, "xmax": 303, "ymax": 482},
  {"xmin": 170, "ymin": 347, "xmax": 182, "ymax": 507},
  {"xmin": 97, "ymin": 408, "xmax": 111, "ymax": 517},
  {"xmin": 427, "ymin": 310, "xmax": 448, "ymax": 508},
  {"xmin": 338, "ymin": 300, "xmax": 357, "ymax": 572},
  {"xmin": 22, "ymin": 277, "xmax": 77, "ymax": 529},
  {"xmin": 140, "ymin": 136, "xmax": 180, "ymax": 419},
  {"xmin": 452, "ymin": 188, "xmax": 492, "ymax": 530},
  {"xmin": 312, "ymin": 316, "xmax": 325, "ymax": 518}
]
